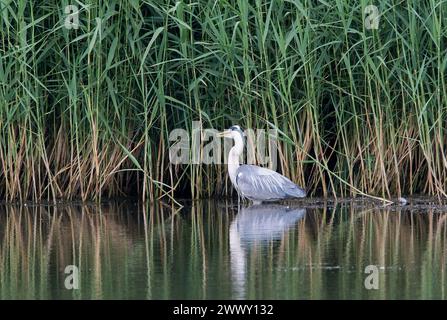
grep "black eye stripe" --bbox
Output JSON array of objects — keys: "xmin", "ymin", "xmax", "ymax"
[{"xmin": 228, "ymin": 126, "xmax": 245, "ymax": 139}]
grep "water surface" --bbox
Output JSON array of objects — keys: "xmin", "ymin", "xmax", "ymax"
[{"xmin": 0, "ymin": 200, "xmax": 446, "ymax": 299}]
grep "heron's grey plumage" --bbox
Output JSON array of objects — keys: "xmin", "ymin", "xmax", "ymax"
[
  {"xmin": 236, "ymin": 165, "xmax": 306, "ymax": 202},
  {"xmin": 222, "ymin": 125, "xmax": 306, "ymax": 203}
]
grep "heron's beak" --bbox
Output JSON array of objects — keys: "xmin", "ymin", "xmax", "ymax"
[{"xmin": 216, "ymin": 130, "xmax": 231, "ymax": 138}]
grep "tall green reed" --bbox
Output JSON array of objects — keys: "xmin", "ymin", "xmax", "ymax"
[{"xmin": 0, "ymin": 0, "xmax": 446, "ymax": 201}]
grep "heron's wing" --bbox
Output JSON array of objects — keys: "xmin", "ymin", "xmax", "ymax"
[{"xmin": 236, "ymin": 165, "xmax": 306, "ymax": 200}]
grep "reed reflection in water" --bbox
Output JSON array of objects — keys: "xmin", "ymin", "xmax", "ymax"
[{"xmin": 0, "ymin": 201, "xmax": 446, "ymax": 299}]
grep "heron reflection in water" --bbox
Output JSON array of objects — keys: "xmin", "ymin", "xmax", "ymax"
[{"xmin": 229, "ymin": 204, "xmax": 306, "ymax": 299}]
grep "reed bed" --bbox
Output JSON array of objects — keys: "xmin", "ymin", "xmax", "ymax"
[{"xmin": 0, "ymin": 0, "xmax": 446, "ymax": 201}]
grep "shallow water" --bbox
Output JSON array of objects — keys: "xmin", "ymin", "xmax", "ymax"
[{"xmin": 0, "ymin": 200, "xmax": 446, "ymax": 299}]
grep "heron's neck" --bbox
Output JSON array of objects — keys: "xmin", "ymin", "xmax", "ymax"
[{"xmin": 228, "ymin": 135, "xmax": 244, "ymax": 186}]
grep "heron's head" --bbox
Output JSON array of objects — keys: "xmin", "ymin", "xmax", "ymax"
[{"xmin": 217, "ymin": 125, "xmax": 246, "ymax": 140}]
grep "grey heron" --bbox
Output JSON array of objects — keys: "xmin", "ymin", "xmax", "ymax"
[{"xmin": 217, "ymin": 125, "xmax": 306, "ymax": 204}]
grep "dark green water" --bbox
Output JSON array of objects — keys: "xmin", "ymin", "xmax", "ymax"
[{"xmin": 0, "ymin": 200, "xmax": 446, "ymax": 299}]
